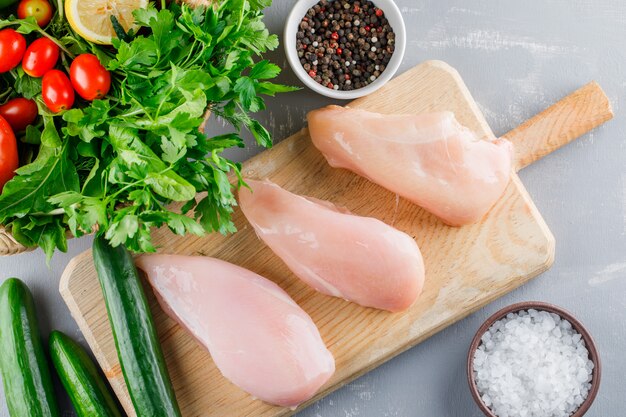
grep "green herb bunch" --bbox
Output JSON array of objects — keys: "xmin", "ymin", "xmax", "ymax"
[{"xmin": 0, "ymin": 0, "xmax": 295, "ymax": 259}]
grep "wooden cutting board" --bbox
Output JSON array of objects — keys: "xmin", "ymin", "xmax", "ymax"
[{"xmin": 59, "ymin": 61, "xmax": 612, "ymax": 417}]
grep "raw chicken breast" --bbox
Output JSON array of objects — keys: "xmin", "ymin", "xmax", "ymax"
[
  {"xmin": 135, "ymin": 255, "xmax": 335, "ymax": 408},
  {"xmin": 307, "ymin": 106, "xmax": 513, "ymax": 226},
  {"xmin": 239, "ymin": 179, "xmax": 425, "ymax": 312}
]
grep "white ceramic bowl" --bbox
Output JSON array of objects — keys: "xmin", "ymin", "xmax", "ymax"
[{"xmin": 284, "ymin": 0, "xmax": 406, "ymax": 100}]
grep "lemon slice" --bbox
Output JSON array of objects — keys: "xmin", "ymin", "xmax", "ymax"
[{"xmin": 65, "ymin": 0, "xmax": 147, "ymax": 45}]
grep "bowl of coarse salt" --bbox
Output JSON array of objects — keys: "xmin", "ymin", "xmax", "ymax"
[{"xmin": 467, "ymin": 302, "xmax": 601, "ymax": 417}]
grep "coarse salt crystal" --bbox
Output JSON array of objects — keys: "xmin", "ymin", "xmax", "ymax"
[{"xmin": 473, "ymin": 310, "xmax": 593, "ymax": 417}]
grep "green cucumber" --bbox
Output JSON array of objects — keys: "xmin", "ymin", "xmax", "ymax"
[
  {"xmin": 92, "ymin": 236, "xmax": 181, "ymax": 417},
  {"xmin": 49, "ymin": 330, "xmax": 123, "ymax": 417},
  {"xmin": 0, "ymin": 278, "xmax": 60, "ymax": 417}
]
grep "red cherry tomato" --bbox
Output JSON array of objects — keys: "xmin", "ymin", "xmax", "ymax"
[
  {"xmin": 21, "ymin": 37, "xmax": 59, "ymax": 77},
  {"xmin": 0, "ymin": 29, "xmax": 27, "ymax": 73},
  {"xmin": 42, "ymin": 70, "xmax": 74, "ymax": 113},
  {"xmin": 17, "ymin": 0, "xmax": 54, "ymax": 27},
  {"xmin": 69, "ymin": 54, "xmax": 111, "ymax": 101},
  {"xmin": 0, "ymin": 98, "xmax": 38, "ymax": 132},
  {"xmin": 0, "ymin": 115, "xmax": 19, "ymax": 191}
]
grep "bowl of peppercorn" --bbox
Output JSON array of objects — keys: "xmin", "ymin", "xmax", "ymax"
[{"xmin": 285, "ymin": 0, "xmax": 406, "ymax": 99}]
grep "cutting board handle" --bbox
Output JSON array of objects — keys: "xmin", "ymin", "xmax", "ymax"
[{"xmin": 502, "ymin": 81, "xmax": 613, "ymax": 172}]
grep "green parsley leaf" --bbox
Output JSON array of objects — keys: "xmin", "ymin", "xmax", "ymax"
[
  {"xmin": 249, "ymin": 60, "xmax": 281, "ymax": 79},
  {"xmin": 0, "ymin": 0, "xmax": 296, "ymax": 258}
]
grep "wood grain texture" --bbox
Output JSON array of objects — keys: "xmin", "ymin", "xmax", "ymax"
[
  {"xmin": 0, "ymin": 226, "xmax": 28, "ymax": 256},
  {"xmin": 60, "ymin": 60, "xmax": 557, "ymax": 417},
  {"xmin": 505, "ymin": 81, "xmax": 614, "ymax": 171}
]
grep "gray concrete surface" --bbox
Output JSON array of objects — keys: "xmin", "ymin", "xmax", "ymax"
[{"xmin": 1, "ymin": 0, "xmax": 624, "ymax": 416}]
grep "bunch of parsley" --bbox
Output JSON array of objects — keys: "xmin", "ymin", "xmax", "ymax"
[{"xmin": 0, "ymin": 0, "xmax": 295, "ymax": 259}]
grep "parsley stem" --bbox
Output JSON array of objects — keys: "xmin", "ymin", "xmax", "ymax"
[
  {"xmin": 119, "ymin": 108, "xmax": 145, "ymax": 118},
  {"xmin": 125, "ymin": 70, "xmax": 149, "ymax": 79},
  {"xmin": 31, "ymin": 209, "xmax": 65, "ymax": 216},
  {"xmin": 154, "ymin": 87, "xmax": 174, "ymax": 119},
  {"xmin": 38, "ymin": 30, "xmax": 75, "ymax": 59},
  {"xmin": 180, "ymin": 40, "xmax": 198, "ymax": 67},
  {"xmin": 60, "ymin": 52, "xmax": 70, "ymax": 72},
  {"xmin": 186, "ymin": 44, "xmax": 206, "ymax": 67},
  {"xmin": 0, "ymin": 87, "xmax": 12, "ymax": 102},
  {"xmin": 54, "ymin": 0, "xmax": 64, "ymax": 23},
  {"xmin": 131, "ymin": 98, "xmax": 153, "ymax": 121}
]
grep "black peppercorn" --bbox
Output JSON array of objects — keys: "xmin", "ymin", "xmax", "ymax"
[{"xmin": 296, "ymin": 0, "xmax": 395, "ymax": 91}]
